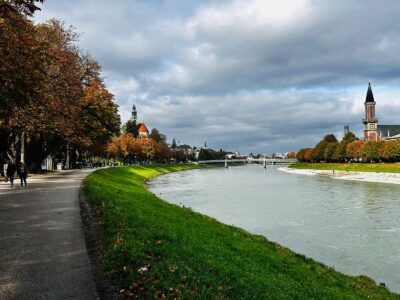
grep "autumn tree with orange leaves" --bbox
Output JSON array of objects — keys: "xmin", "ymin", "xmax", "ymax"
[
  {"xmin": 0, "ymin": 3, "xmax": 120, "ymax": 172},
  {"xmin": 106, "ymin": 128, "xmax": 172, "ymax": 164}
]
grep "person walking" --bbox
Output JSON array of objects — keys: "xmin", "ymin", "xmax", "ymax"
[
  {"xmin": 6, "ymin": 160, "xmax": 16, "ymax": 187},
  {"xmin": 18, "ymin": 162, "xmax": 28, "ymax": 187}
]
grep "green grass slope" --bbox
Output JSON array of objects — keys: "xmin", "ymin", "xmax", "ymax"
[
  {"xmin": 290, "ymin": 162, "xmax": 400, "ymax": 173},
  {"xmin": 82, "ymin": 165, "xmax": 399, "ymax": 299}
]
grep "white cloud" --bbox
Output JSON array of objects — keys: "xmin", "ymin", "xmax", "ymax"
[
  {"xmin": 33, "ymin": 0, "xmax": 400, "ymax": 153},
  {"xmin": 109, "ymin": 78, "xmax": 140, "ymax": 98}
]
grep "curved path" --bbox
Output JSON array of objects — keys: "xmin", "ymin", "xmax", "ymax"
[{"xmin": 0, "ymin": 169, "xmax": 97, "ymax": 299}]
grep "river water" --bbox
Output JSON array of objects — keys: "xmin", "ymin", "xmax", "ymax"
[{"xmin": 148, "ymin": 165, "xmax": 400, "ymax": 292}]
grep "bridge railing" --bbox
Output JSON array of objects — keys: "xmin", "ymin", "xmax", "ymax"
[{"xmin": 197, "ymin": 158, "xmax": 297, "ymax": 164}]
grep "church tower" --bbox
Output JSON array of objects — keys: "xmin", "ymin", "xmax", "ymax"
[
  {"xmin": 131, "ymin": 102, "xmax": 138, "ymax": 122},
  {"xmin": 363, "ymin": 83, "xmax": 379, "ymax": 141}
]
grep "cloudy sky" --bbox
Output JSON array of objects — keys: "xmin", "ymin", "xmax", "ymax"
[{"xmin": 34, "ymin": 0, "xmax": 400, "ymax": 154}]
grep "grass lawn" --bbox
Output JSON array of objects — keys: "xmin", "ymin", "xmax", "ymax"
[
  {"xmin": 82, "ymin": 164, "xmax": 399, "ymax": 299},
  {"xmin": 290, "ymin": 162, "xmax": 400, "ymax": 173}
]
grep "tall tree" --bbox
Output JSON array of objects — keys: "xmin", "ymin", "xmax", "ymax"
[
  {"xmin": 124, "ymin": 119, "xmax": 139, "ymax": 138},
  {"xmin": 335, "ymin": 132, "xmax": 358, "ymax": 162},
  {"xmin": 346, "ymin": 140, "xmax": 364, "ymax": 161},
  {"xmin": 79, "ymin": 78, "xmax": 120, "ymax": 154},
  {"xmin": 0, "ymin": 0, "xmax": 44, "ymax": 16},
  {"xmin": 324, "ymin": 142, "xmax": 338, "ymax": 162},
  {"xmin": 360, "ymin": 141, "xmax": 384, "ymax": 162},
  {"xmin": 313, "ymin": 141, "xmax": 328, "ymax": 162},
  {"xmin": 323, "ymin": 134, "xmax": 338, "ymax": 143}
]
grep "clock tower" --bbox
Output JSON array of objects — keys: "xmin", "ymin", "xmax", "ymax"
[{"xmin": 363, "ymin": 82, "xmax": 379, "ymax": 141}]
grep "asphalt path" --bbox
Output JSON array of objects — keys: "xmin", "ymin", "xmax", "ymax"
[{"xmin": 0, "ymin": 169, "xmax": 97, "ymax": 300}]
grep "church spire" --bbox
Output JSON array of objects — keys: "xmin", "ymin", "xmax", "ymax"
[
  {"xmin": 365, "ymin": 82, "xmax": 375, "ymax": 103},
  {"xmin": 131, "ymin": 102, "xmax": 137, "ymax": 122},
  {"xmin": 363, "ymin": 82, "xmax": 378, "ymax": 141}
]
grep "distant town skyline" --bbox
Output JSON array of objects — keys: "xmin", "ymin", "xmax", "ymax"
[{"xmin": 34, "ymin": 0, "xmax": 400, "ymax": 153}]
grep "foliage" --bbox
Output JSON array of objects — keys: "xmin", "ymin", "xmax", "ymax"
[
  {"xmin": 380, "ymin": 140, "xmax": 400, "ymax": 162},
  {"xmin": 149, "ymin": 128, "xmax": 165, "ymax": 143},
  {"xmin": 0, "ymin": 6, "xmax": 120, "ymax": 170},
  {"xmin": 0, "ymin": 0, "xmax": 44, "ymax": 16},
  {"xmin": 346, "ymin": 140, "xmax": 364, "ymax": 161},
  {"xmin": 334, "ymin": 141, "xmax": 347, "ymax": 162},
  {"xmin": 0, "ymin": 4, "xmax": 46, "ymax": 122},
  {"xmin": 304, "ymin": 148, "xmax": 314, "ymax": 162},
  {"xmin": 323, "ymin": 134, "xmax": 338, "ymax": 143},
  {"xmin": 82, "ymin": 166, "xmax": 398, "ymax": 299},
  {"xmin": 124, "ymin": 119, "xmax": 139, "ymax": 138},
  {"xmin": 312, "ymin": 134, "xmax": 339, "ymax": 162},
  {"xmin": 287, "ymin": 151, "xmax": 296, "ymax": 159},
  {"xmin": 324, "ymin": 142, "xmax": 338, "ymax": 162},
  {"xmin": 296, "ymin": 148, "xmax": 307, "ymax": 161},
  {"xmin": 79, "ymin": 79, "xmax": 121, "ymax": 154},
  {"xmin": 313, "ymin": 141, "xmax": 328, "ymax": 162},
  {"xmin": 198, "ymin": 149, "xmax": 227, "ymax": 161},
  {"xmin": 335, "ymin": 132, "xmax": 358, "ymax": 162},
  {"xmin": 296, "ymin": 148, "xmax": 314, "ymax": 162},
  {"xmin": 342, "ymin": 132, "xmax": 357, "ymax": 143},
  {"xmin": 106, "ymin": 133, "xmax": 171, "ymax": 163},
  {"xmin": 360, "ymin": 141, "xmax": 384, "ymax": 162}
]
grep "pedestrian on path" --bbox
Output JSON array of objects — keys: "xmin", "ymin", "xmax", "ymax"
[
  {"xmin": 6, "ymin": 160, "xmax": 16, "ymax": 187},
  {"xmin": 18, "ymin": 162, "xmax": 28, "ymax": 187}
]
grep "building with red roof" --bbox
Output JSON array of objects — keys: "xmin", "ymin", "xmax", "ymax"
[{"xmin": 138, "ymin": 122, "xmax": 149, "ymax": 138}]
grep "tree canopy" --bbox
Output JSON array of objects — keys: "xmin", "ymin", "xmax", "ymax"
[{"xmin": 0, "ymin": 5, "xmax": 121, "ymax": 170}]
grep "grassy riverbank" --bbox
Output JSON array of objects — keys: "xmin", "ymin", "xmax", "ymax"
[
  {"xmin": 82, "ymin": 165, "xmax": 398, "ymax": 299},
  {"xmin": 290, "ymin": 162, "xmax": 400, "ymax": 173}
]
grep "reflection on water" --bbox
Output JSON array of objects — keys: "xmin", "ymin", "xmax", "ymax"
[{"xmin": 148, "ymin": 165, "xmax": 400, "ymax": 292}]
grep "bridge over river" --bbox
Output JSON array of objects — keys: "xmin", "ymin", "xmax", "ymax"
[{"xmin": 197, "ymin": 158, "xmax": 296, "ymax": 168}]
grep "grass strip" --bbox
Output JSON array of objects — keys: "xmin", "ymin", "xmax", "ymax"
[
  {"xmin": 82, "ymin": 164, "xmax": 399, "ymax": 299},
  {"xmin": 290, "ymin": 162, "xmax": 400, "ymax": 173}
]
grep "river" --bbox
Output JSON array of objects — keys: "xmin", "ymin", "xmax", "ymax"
[{"xmin": 148, "ymin": 164, "xmax": 400, "ymax": 292}]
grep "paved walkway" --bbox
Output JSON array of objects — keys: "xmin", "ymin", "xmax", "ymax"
[{"xmin": 0, "ymin": 169, "xmax": 97, "ymax": 300}]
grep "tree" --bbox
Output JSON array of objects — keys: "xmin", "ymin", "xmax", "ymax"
[
  {"xmin": 139, "ymin": 139, "xmax": 156, "ymax": 161},
  {"xmin": 346, "ymin": 140, "xmax": 364, "ymax": 161},
  {"xmin": 0, "ymin": 4, "xmax": 46, "ymax": 123},
  {"xmin": 335, "ymin": 132, "xmax": 358, "ymax": 162},
  {"xmin": 312, "ymin": 134, "xmax": 338, "ymax": 162},
  {"xmin": 342, "ymin": 132, "xmax": 357, "ymax": 143},
  {"xmin": 124, "ymin": 119, "xmax": 139, "ymax": 138},
  {"xmin": 155, "ymin": 141, "xmax": 171, "ymax": 162},
  {"xmin": 0, "ymin": 0, "xmax": 44, "ymax": 16},
  {"xmin": 287, "ymin": 151, "xmax": 296, "ymax": 159},
  {"xmin": 313, "ymin": 141, "xmax": 328, "ymax": 162},
  {"xmin": 107, "ymin": 136, "xmax": 121, "ymax": 159},
  {"xmin": 323, "ymin": 134, "xmax": 338, "ymax": 143},
  {"xmin": 324, "ymin": 143, "xmax": 338, "ymax": 162},
  {"xmin": 79, "ymin": 79, "xmax": 120, "ymax": 154},
  {"xmin": 296, "ymin": 148, "xmax": 307, "ymax": 161},
  {"xmin": 379, "ymin": 140, "xmax": 400, "ymax": 162},
  {"xmin": 304, "ymin": 148, "xmax": 314, "ymax": 162},
  {"xmin": 198, "ymin": 149, "xmax": 212, "ymax": 160},
  {"xmin": 149, "ymin": 128, "xmax": 163, "ymax": 143},
  {"xmin": 1, "ymin": 17, "xmax": 121, "ymax": 170},
  {"xmin": 360, "ymin": 141, "xmax": 384, "ymax": 162}
]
